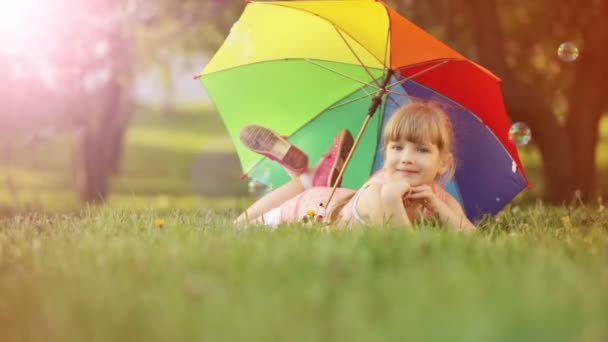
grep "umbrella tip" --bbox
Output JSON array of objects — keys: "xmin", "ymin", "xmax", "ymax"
[
  {"xmin": 193, "ymin": 75, "xmax": 201, "ymax": 80},
  {"xmin": 240, "ymin": 173, "xmax": 247, "ymax": 180}
]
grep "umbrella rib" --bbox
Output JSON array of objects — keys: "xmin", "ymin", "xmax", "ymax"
[
  {"xmin": 305, "ymin": 59, "xmax": 382, "ymax": 89},
  {"xmin": 384, "ymin": 89, "xmax": 416, "ymax": 99},
  {"xmin": 380, "ymin": 3, "xmax": 392, "ymax": 88},
  {"xmin": 202, "ymin": 58, "xmax": 381, "ymax": 78},
  {"xmin": 387, "ymin": 60, "xmax": 451, "ymax": 89},
  {"xmin": 326, "ymin": 91, "xmax": 376, "ymax": 111},
  {"xmin": 327, "ymin": 81, "xmax": 407, "ymax": 111},
  {"xmin": 332, "ymin": 24, "xmax": 382, "ymax": 88},
  {"xmin": 384, "ymin": 90, "xmax": 404, "ymax": 107}
]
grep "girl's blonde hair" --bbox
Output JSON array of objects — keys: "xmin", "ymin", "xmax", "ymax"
[{"xmin": 383, "ymin": 101, "xmax": 456, "ymax": 186}]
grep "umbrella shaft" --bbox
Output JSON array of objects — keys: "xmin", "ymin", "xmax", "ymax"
[{"xmin": 323, "ymin": 69, "xmax": 394, "ymax": 217}]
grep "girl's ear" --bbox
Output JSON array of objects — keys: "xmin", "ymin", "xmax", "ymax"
[{"xmin": 439, "ymin": 152, "xmax": 453, "ymax": 175}]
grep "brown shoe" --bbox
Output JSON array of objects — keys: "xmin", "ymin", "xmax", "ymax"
[{"xmin": 239, "ymin": 125, "xmax": 309, "ymax": 174}]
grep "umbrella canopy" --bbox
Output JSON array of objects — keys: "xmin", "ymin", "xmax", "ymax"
[{"xmin": 198, "ymin": 0, "xmax": 530, "ymax": 221}]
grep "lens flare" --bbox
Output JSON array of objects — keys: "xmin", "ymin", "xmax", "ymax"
[{"xmin": 0, "ymin": 1, "xmax": 60, "ymax": 56}]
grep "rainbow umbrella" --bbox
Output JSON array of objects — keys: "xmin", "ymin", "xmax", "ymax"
[{"xmin": 197, "ymin": 0, "xmax": 530, "ymax": 222}]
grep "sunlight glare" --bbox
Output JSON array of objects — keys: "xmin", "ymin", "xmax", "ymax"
[{"xmin": 0, "ymin": 1, "xmax": 52, "ymax": 56}]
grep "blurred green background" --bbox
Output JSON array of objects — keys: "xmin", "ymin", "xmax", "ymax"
[{"xmin": 0, "ymin": 100, "xmax": 606, "ymax": 214}]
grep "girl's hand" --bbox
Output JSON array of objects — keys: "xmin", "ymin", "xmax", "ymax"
[
  {"xmin": 407, "ymin": 184, "xmax": 477, "ymax": 232},
  {"xmin": 382, "ymin": 177, "xmax": 411, "ymax": 199},
  {"xmin": 406, "ymin": 184, "xmax": 440, "ymax": 211},
  {"xmin": 377, "ymin": 177, "xmax": 411, "ymax": 225}
]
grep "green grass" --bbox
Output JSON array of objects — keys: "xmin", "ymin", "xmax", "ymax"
[{"xmin": 0, "ymin": 205, "xmax": 606, "ymax": 341}]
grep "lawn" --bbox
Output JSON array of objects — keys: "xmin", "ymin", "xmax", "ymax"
[{"xmin": 0, "ymin": 205, "xmax": 606, "ymax": 341}]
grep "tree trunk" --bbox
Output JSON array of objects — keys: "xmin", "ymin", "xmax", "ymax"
[
  {"xmin": 75, "ymin": 126, "xmax": 109, "ymax": 203},
  {"xmin": 503, "ymin": 79, "xmax": 576, "ymax": 202},
  {"xmin": 565, "ymin": 16, "xmax": 608, "ymax": 201},
  {"xmin": 565, "ymin": 101, "xmax": 601, "ymax": 201},
  {"xmin": 74, "ymin": 79, "xmax": 130, "ymax": 203},
  {"xmin": 105, "ymin": 81, "xmax": 132, "ymax": 176},
  {"xmin": 467, "ymin": 0, "xmax": 578, "ymax": 203},
  {"xmin": 74, "ymin": 29, "xmax": 133, "ymax": 203}
]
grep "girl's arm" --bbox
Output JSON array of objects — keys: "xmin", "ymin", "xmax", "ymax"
[
  {"xmin": 408, "ymin": 185, "xmax": 476, "ymax": 231},
  {"xmin": 356, "ymin": 181, "xmax": 411, "ymax": 225},
  {"xmin": 431, "ymin": 195, "xmax": 476, "ymax": 232}
]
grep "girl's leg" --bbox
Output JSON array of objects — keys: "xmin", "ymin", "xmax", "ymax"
[
  {"xmin": 236, "ymin": 125, "xmax": 311, "ymax": 224},
  {"xmin": 234, "ymin": 125, "xmax": 352, "ymax": 224},
  {"xmin": 234, "ymin": 176, "xmax": 306, "ymax": 224}
]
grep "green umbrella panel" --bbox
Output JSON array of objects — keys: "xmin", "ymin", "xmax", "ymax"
[
  {"xmin": 246, "ymin": 81, "xmax": 385, "ymax": 191},
  {"xmin": 201, "ymin": 60, "xmax": 385, "ymax": 190}
]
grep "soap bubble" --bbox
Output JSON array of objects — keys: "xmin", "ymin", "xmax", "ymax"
[
  {"xmin": 508, "ymin": 122, "xmax": 532, "ymax": 146},
  {"xmin": 557, "ymin": 42, "xmax": 579, "ymax": 62},
  {"xmin": 247, "ymin": 180, "xmax": 265, "ymax": 197},
  {"xmin": 248, "ymin": 168, "xmax": 273, "ymax": 198},
  {"xmin": 259, "ymin": 167, "xmax": 271, "ymax": 182}
]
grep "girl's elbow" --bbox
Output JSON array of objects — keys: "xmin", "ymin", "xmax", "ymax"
[{"xmin": 460, "ymin": 220, "xmax": 477, "ymax": 232}]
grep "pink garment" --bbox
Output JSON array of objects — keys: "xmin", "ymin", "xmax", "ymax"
[
  {"xmin": 339, "ymin": 171, "xmax": 385, "ymax": 223},
  {"xmin": 277, "ymin": 187, "xmax": 356, "ymax": 222}
]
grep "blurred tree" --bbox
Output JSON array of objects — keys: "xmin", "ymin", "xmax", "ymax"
[
  {"xmin": 53, "ymin": 0, "xmax": 137, "ymax": 203},
  {"xmin": 0, "ymin": 0, "xmax": 140, "ymax": 203},
  {"xmin": 134, "ymin": 1, "xmax": 245, "ymax": 65},
  {"xmin": 462, "ymin": 0, "xmax": 608, "ymax": 203}
]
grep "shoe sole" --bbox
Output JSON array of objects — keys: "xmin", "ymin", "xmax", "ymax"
[
  {"xmin": 329, "ymin": 130, "xmax": 354, "ymax": 187},
  {"xmin": 239, "ymin": 125, "xmax": 308, "ymax": 172}
]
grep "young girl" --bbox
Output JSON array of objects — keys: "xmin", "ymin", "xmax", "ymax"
[{"xmin": 234, "ymin": 102, "xmax": 476, "ymax": 231}]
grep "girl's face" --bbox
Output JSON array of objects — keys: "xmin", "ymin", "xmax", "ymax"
[{"xmin": 384, "ymin": 138, "xmax": 448, "ymax": 186}]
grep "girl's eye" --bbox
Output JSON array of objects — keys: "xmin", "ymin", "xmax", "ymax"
[
  {"xmin": 391, "ymin": 145, "xmax": 403, "ymax": 150},
  {"xmin": 417, "ymin": 146, "xmax": 430, "ymax": 153}
]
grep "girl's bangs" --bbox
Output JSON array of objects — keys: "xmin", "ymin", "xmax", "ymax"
[{"xmin": 384, "ymin": 112, "xmax": 443, "ymax": 148}]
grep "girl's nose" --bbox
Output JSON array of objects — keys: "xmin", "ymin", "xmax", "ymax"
[{"xmin": 400, "ymin": 150, "xmax": 414, "ymax": 164}]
